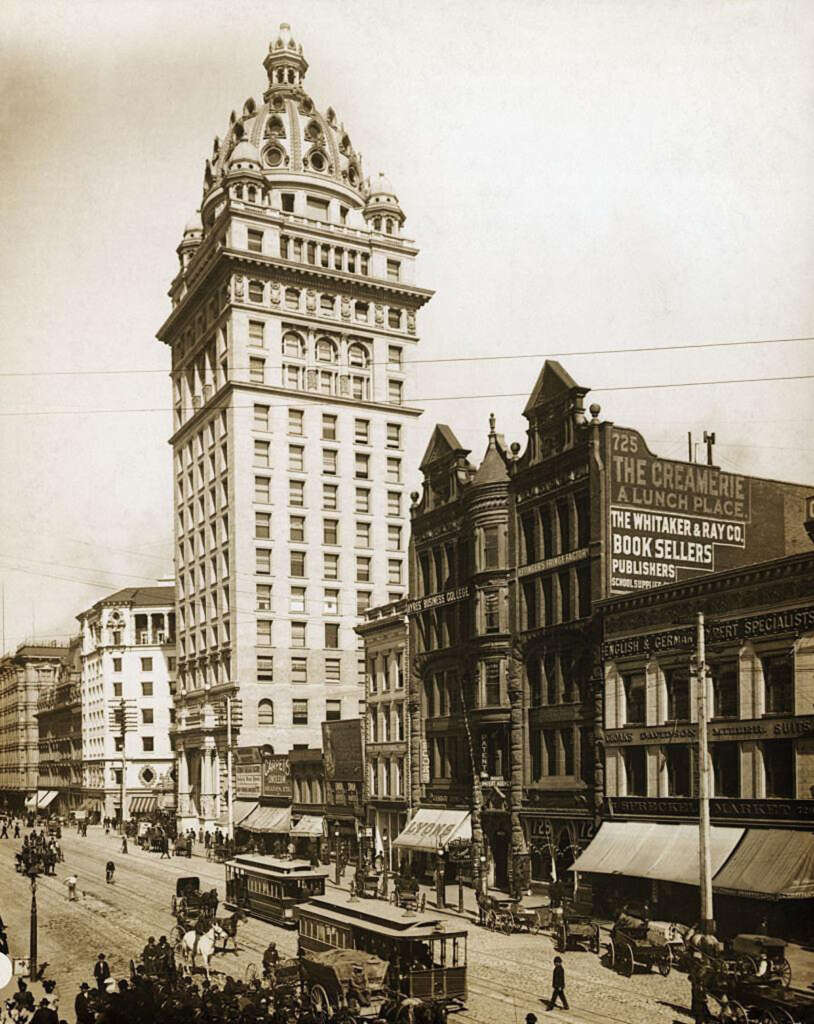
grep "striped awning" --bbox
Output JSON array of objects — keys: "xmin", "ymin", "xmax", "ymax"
[
  {"xmin": 239, "ymin": 804, "xmax": 291, "ymax": 834},
  {"xmin": 26, "ymin": 790, "xmax": 58, "ymax": 810},
  {"xmin": 129, "ymin": 795, "xmax": 158, "ymax": 815},
  {"xmin": 215, "ymin": 800, "xmax": 257, "ymax": 828}
]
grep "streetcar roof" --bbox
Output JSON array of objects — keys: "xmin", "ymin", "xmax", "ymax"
[
  {"xmin": 226, "ymin": 854, "xmax": 328, "ymax": 879},
  {"xmin": 296, "ymin": 892, "xmax": 468, "ymax": 941}
]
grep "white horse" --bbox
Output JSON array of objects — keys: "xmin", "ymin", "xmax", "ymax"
[{"xmin": 177, "ymin": 924, "xmax": 225, "ymax": 981}]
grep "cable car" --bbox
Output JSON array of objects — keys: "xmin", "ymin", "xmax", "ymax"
[{"xmin": 224, "ymin": 853, "xmax": 327, "ymax": 927}]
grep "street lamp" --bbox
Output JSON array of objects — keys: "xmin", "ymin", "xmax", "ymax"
[
  {"xmin": 25, "ymin": 861, "xmax": 41, "ymax": 980},
  {"xmin": 435, "ymin": 838, "xmax": 446, "ymax": 911},
  {"xmin": 381, "ymin": 829, "xmax": 389, "ymax": 901},
  {"xmin": 334, "ymin": 828, "xmax": 341, "ymax": 887}
]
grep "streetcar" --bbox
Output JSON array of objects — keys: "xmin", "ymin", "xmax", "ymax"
[
  {"xmin": 224, "ymin": 853, "xmax": 327, "ymax": 927},
  {"xmin": 295, "ymin": 890, "xmax": 468, "ymax": 1009}
]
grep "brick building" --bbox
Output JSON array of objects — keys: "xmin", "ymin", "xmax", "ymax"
[{"xmin": 36, "ymin": 635, "xmax": 83, "ymax": 817}]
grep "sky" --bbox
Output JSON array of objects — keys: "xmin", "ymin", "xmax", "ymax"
[{"xmin": 1, "ymin": 0, "xmax": 813, "ymax": 653}]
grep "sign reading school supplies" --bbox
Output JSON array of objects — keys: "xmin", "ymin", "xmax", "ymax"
[{"xmin": 609, "ymin": 427, "xmax": 752, "ymax": 594}]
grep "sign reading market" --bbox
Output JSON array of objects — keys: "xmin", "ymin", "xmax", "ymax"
[{"xmin": 609, "ymin": 427, "xmax": 751, "ymax": 594}]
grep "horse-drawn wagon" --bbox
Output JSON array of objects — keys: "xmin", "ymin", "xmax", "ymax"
[
  {"xmin": 300, "ymin": 948, "xmax": 391, "ymax": 1016},
  {"xmin": 605, "ymin": 910, "xmax": 673, "ymax": 977},
  {"xmin": 555, "ymin": 910, "xmax": 600, "ymax": 953}
]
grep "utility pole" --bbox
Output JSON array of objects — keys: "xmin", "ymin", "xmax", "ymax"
[
  {"xmin": 460, "ymin": 667, "xmax": 486, "ymax": 901},
  {"xmin": 226, "ymin": 696, "xmax": 235, "ymax": 841},
  {"xmin": 688, "ymin": 432, "xmax": 693, "ymax": 462},
  {"xmin": 695, "ymin": 611, "xmax": 715, "ymax": 935},
  {"xmin": 109, "ymin": 701, "xmax": 135, "ymax": 832},
  {"xmin": 703, "ymin": 431, "xmax": 716, "ymax": 466}
]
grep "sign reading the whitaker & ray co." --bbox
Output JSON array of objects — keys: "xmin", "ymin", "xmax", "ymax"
[{"xmin": 608, "ymin": 427, "xmax": 751, "ymax": 594}]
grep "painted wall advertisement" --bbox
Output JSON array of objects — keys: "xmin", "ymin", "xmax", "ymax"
[
  {"xmin": 608, "ymin": 427, "xmax": 754, "ymax": 594},
  {"xmin": 322, "ymin": 720, "xmax": 363, "ymax": 782},
  {"xmin": 262, "ymin": 753, "xmax": 292, "ymax": 799},
  {"xmin": 235, "ymin": 747, "xmax": 291, "ymax": 799}
]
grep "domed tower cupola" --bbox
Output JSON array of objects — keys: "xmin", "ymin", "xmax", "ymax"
[
  {"xmin": 363, "ymin": 172, "xmax": 405, "ymax": 236},
  {"xmin": 224, "ymin": 139, "xmax": 266, "ymax": 205},
  {"xmin": 263, "ymin": 23, "xmax": 308, "ymax": 98},
  {"xmin": 177, "ymin": 210, "xmax": 203, "ymax": 269}
]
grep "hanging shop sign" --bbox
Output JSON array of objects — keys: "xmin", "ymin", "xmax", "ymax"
[
  {"xmin": 406, "ymin": 585, "xmax": 470, "ymax": 615},
  {"xmin": 262, "ymin": 752, "xmax": 292, "ymax": 799},
  {"xmin": 235, "ymin": 747, "xmax": 263, "ymax": 799}
]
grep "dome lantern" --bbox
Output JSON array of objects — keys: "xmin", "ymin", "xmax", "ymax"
[
  {"xmin": 263, "ymin": 23, "xmax": 308, "ymax": 96},
  {"xmin": 363, "ymin": 172, "xmax": 405, "ymax": 234}
]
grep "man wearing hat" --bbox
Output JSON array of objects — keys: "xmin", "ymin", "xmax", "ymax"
[
  {"xmin": 75, "ymin": 982, "xmax": 93, "ymax": 1024},
  {"xmin": 93, "ymin": 953, "xmax": 111, "ymax": 992},
  {"xmin": 526, "ymin": 1015, "xmax": 538, "ymax": 1024}
]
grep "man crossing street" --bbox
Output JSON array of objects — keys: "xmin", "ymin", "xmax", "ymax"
[{"xmin": 546, "ymin": 956, "xmax": 569, "ymax": 1011}]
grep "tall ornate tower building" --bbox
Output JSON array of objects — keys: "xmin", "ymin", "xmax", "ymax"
[{"xmin": 157, "ymin": 25, "xmax": 432, "ymax": 831}]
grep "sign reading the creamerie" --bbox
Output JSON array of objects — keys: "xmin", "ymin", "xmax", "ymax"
[{"xmin": 609, "ymin": 428, "xmax": 751, "ymax": 593}]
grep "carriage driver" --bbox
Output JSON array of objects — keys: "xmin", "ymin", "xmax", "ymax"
[{"xmin": 262, "ymin": 941, "xmax": 280, "ymax": 979}]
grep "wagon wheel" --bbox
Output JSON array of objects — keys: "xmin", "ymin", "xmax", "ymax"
[
  {"xmin": 243, "ymin": 963, "xmax": 259, "ymax": 984},
  {"xmin": 737, "ymin": 954, "xmax": 758, "ymax": 979},
  {"xmin": 557, "ymin": 925, "xmax": 567, "ymax": 953},
  {"xmin": 658, "ymin": 944, "xmax": 672, "ymax": 977},
  {"xmin": 591, "ymin": 925, "xmax": 601, "ymax": 955},
  {"xmin": 728, "ymin": 1000, "xmax": 749, "ymax": 1024},
  {"xmin": 776, "ymin": 957, "xmax": 792, "ymax": 989},
  {"xmin": 619, "ymin": 942, "xmax": 634, "ymax": 977},
  {"xmin": 605, "ymin": 936, "xmax": 615, "ymax": 969},
  {"xmin": 310, "ymin": 983, "xmax": 331, "ymax": 1014}
]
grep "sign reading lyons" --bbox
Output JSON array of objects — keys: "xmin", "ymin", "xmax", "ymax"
[{"xmin": 609, "ymin": 428, "xmax": 750, "ymax": 594}]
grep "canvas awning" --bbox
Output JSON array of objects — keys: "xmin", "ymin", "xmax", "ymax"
[
  {"xmin": 571, "ymin": 821, "xmax": 744, "ymax": 886},
  {"xmin": 290, "ymin": 815, "xmax": 325, "ymax": 838},
  {"xmin": 26, "ymin": 790, "xmax": 57, "ymax": 810},
  {"xmin": 392, "ymin": 808, "xmax": 471, "ymax": 852},
  {"xmin": 215, "ymin": 800, "xmax": 257, "ymax": 828},
  {"xmin": 713, "ymin": 829, "xmax": 814, "ymax": 900},
  {"xmin": 129, "ymin": 795, "xmax": 158, "ymax": 815},
  {"xmin": 239, "ymin": 804, "xmax": 291, "ymax": 834}
]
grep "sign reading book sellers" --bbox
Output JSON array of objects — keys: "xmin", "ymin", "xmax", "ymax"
[{"xmin": 609, "ymin": 427, "xmax": 751, "ymax": 594}]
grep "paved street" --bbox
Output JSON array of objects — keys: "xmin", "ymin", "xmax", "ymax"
[{"xmin": 0, "ymin": 825, "xmax": 715, "ymax": 1024}]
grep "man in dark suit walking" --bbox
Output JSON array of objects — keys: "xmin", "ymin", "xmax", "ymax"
[{"xmin": 93, "ymin": 953, "xmax": 111, "ymax": 992}]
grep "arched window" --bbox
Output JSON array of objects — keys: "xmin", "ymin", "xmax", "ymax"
[
  {"xmin": 287, "ymin": 68, "xmax": 295, "ymax": 84},
  {"xmin": 347, "ymin": 341, "xmax": 370, "ymax": 368},
  {"xmin": 247, "ymin": 186, "xmax": 257, "ymax": 204},
  {"xmin": 258, "ymin": 699, "xmax": 274, "ymax": 726},
  {"xmin": 316, "ymin": 337, "xmax": 338, "ymax": 363},
  {"xmin": 385, "ymin": 219, "xmax": 394, "ymax": 235},
  {"xmin": 265, "ymin": 116, "xmax": 286, "ymax": 139},
  {"xmin": 373, "ymin": 217, "xmax": 382, "ymax": 232},
  {"xmin": 282, "ymin": 331, "xmax": 305, "ymax": 358}
]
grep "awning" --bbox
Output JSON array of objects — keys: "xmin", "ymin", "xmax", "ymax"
[
  {"xmin": 290, "ymin": 815, "xmax": 325, "ymax": 838},
  {"xmin": 129, "ymin": 796, "xmax": 158, "ymax": 815},
  {"xmin": 26, "ymin": 791, "xmax": 57, "ymax": 810},
  {"xmin": 571, "ymin": 822, "xmax": 744, "ymax": 886},
  {"xmin": 239, "ymin": 804, "xmax": 291, "ymax": 834},
  {"xmin": 215, "ymin": 800, "xmax": 257, "ymax": 828},
  {"xmin": 713, "ymin": 829, "xmax": 814, "ymax": 900},
  {"xmin": 392, "ymin": 808, "xmax": 471, "ymax": 852}
]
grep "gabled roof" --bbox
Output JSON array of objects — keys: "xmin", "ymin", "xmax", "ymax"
[
  {"xmin": 523, "ymin": 360, "xmax": 587, "ymax": 417},
  {"xmin": 419, "ymin": 424, "xmax": 470, "ymax": 471}
]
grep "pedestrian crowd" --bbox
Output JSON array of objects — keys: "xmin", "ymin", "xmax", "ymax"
[{"xmin": 14, "ymin": 829, "xmax": 61, "ymax": 877}]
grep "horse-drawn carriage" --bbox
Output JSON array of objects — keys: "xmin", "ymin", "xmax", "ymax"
[
  {"xmin": 699, "ymin": 935, "xmax": 811, "ymax": 1024},
  {"xmin": 390, "ymin": 875, "xmax": 424, "ymax": 912},
  {"xmin": 605, "ymin": 909, "xmax": 673, "ymax": 977},
  {"xmin": 300, "ymin": 949, "xmax": 392, "ymax": 1017},
  {"xmin": 478, "ymin": 892, "xmax": 545, "ymax": 935}
]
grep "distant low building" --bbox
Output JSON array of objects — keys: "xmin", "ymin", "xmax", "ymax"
[
  {"xmin": 0, "ymin": 641, "xmax": 69, "ymax": 813},
  {"xmin": 36, "ymin": 635, "xmax": 83, "ymax": 817},
  {"xmin": 77, "ymin": 586, "xmax": 177, "ymax": 822}
]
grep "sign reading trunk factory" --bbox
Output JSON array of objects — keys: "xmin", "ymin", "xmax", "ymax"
[{"xmin": 609, "ymin": 427, "xmax": 750, "ymax": 593}]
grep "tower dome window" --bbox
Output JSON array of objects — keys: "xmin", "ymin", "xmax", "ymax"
[
  {"xmin": 265, "ymin": 116, "xmax": 285, "ymax": 139},
  {"xmin": 348, "ymin": 165, "xmax": 359, "ymax": 186},
  {"xmin": 265, "ymin": 146, "xmax": 284, "ymax": 168},
  {"xmin": 287, "ymin": 68, "xmax": 295, "ymax": 84},
  {"xmin": 385, "ymin": 219, "xmax": 394, "ymax": 235},
  {"xmin": 310, "ymin": 151, "xmax": 326, "ymax": 172},
  {"xmin": 373, "ymin": 217, "xmax": 381, "ymax": 232}
]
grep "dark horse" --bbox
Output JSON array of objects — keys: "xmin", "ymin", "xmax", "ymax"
[{"xmin": 214, "ymin": 909, "xmax": 247, "ymax": 952}]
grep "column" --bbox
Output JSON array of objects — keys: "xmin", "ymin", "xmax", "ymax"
[{"xmin": 177, "ymin": 746, "xmax": 190, "ymax": 817}]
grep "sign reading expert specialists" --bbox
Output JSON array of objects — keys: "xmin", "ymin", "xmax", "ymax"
[{"xmin": 609, "ymin": 427, "xmax": 750, "ymax": 594}]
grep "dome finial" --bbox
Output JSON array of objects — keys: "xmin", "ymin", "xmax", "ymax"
[
  {"xmin": 264, "ymin": 22, "xmax": 308, "ymax": 94},
  {"xmin": 489, "ymin": 412, "xmax": 496, "ymax": 436}
]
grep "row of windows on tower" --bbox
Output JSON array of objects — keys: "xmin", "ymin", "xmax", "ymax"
[
  {"xmin": 254, "ymin": 477, "xmax": 404, "ymax": 517},
  {"xmin": 259, "ymin": 584, "xmax": 395, "ymax": 617},
  {"xmin": 255, "ymin": 654, "xmax": 361, "ymax": 686},
  {"xmin": 266, "ymin": 330, "xmax": 403, "ymax": 370},
  {"xmin": 255, "ymin": 514, "xmax": 402, "ymax": 549},
  {"xmin": 254, "ymin": 698, "xmax": 342, "ymax": 728},
  {"xmin": 255, "ymin": 548, "xmax": 404, "ymax": 585},
  {"xmin": 259, "ymin": 408, "xmax": 402, "ymax": 448},
  {"xmin": 253, "ymin": 442, "xmax": 402, "ymax": 480}
]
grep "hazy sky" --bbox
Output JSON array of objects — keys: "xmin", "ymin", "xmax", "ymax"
[{"xmin": 2, "ymin": 0, "xmax": 813, "ymax": 652}]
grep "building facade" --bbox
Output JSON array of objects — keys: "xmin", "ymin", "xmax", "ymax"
[
  {"xmin": 78, "ymin": 587, "xmax": 177, "ymax": 822},
  {"xmin": 157, "ymin": 24, "xmax": 432, "ymax": 833},
  {"xmin": 588, "ymin": 550, "xmax": 814, "ymax": 934},
  {"xmin": 0, "ymin": 642, "xmax": 69, "ymax": 812},
  {"xmin": 404, "ymin": 419, "xmax": 512, "ymax": 885},
  {"xmin": 36, "ymin": 635, "xmax": 83, "ymax": 817},
  {"xmin": 356, "ymin": 599, "xmax": 409, "ymax": 865}
]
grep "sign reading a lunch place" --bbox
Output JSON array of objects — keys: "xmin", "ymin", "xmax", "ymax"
[{"xmin": 609, "ymin": 427, "xmax": 751, "ymax": 594}]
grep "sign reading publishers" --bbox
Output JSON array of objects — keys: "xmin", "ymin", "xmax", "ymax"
[{"xmin": 609, "ymin": 427, "xmax": 751, "ymax": 594}]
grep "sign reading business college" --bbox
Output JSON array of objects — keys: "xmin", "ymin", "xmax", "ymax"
[{"xmin": 609, "ymin": 427, "xmax": 751, "ymax": 594}]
